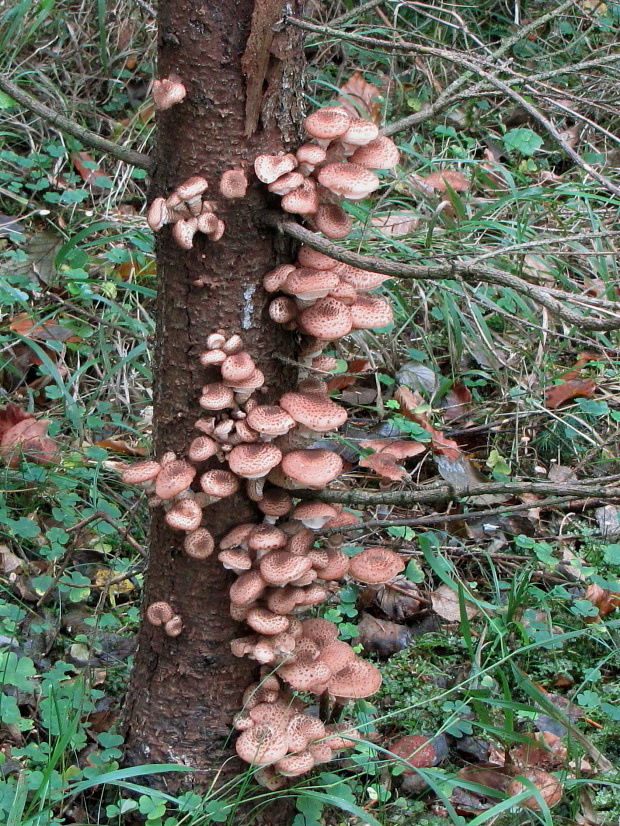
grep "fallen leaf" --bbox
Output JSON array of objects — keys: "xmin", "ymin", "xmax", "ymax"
[
  {"xmin": 358, "ymin": 452, "xmax": 408, "ymax": 481},
  {"xmin": 506, "ymin": 767, "xmax": 563, "ymax": 810},
  {"xmin": 440, "ymin": 382, "xmax": 472, "ymax": 420},
  {"xmin": 370, "ymin": 212, "xmax": 420, "ymax": 237},
  {"xmin": 71, "ymin": 151, "xmax": 113, "ymax": 188},
  {"xmin": 336, "ymin": 71, "xmax": 381, "ymax": 121},
  {"xmin": 9, "ymin": 314, "xmax": 81, "ymax": 343},
  {"xmin": 423, "ymin": 169, "xmax": 469, "ymax": 192},
  {"xmin": 545, "ymin": 378, "xmax": 596, "ymax": 409},
  {"xmin": 356, "ymin": 613, "xmax": 412, "ymax": 657},
  {"xmin": 0, "ymin": 406, "xmax": 58, "ymax": 467},
  {"xmin": 375, "ymin": 578, "xmax": 421, "ymax": 621},
  {"xmin": 431, "ymin": 583, "xmax": 478, "ymax": 621},
  {"xmin": 584, "ymin": 583, "xmax": 620, "ymax": 619},
  {"xmin": 389, "ymin": 733, "xmax": 447, "ymax": 771}
]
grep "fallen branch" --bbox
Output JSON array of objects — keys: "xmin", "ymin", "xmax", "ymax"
[
  {"xmin": 0, "ymin": 75, "xmax": 152, "ymax": 171},
  {"xmin": 267, "ymin": 217, "xmax": 620, "ymax": 330}
]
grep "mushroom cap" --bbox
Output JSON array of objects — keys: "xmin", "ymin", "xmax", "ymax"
[
  {"xmin": 206, "ymin": 332, "xmax": 226, "ymax": 349},
  {"xmin": 196, "ymin": 210, "xmax": 219, "ymax": 235},
  {"xmin": 172, "ymin": 217, "xmax": 198, "ymax": 250},
  {"xmin": 348, "ymin": 547, "xmax": 404, "ymax": 584},
  {"xmin": 263, "ymin": 264, "xmax": 296, "ymax": 292},
  {"xmin": 229, "ymin": 570, "xmax": 266, "ymax": 605},
  {"xmin": 286, "ymin": 714, "xmax": 326, "ymax": 752},
  {"xmin": 283, "ymin": 269, "xmax": 339, "ymax": 302},
  {"xmin": 247, "ymin": 607, "xmax": 290, "ymax": 636},
  {"xmin": 310, "ymin": 354, "xmax": 338, "ymax": 372},
  {"xmin": 227, "ymin": 443, "xmax": 282, "ymax": 479},
  {"xmin": 313, "ymin": 204, "xmax": 353, "ymax": 239},
  {"xmin": 257, "ymin": 488, "xmax": 292, "ymax": 519},
  {"xmin": 297, "ymin": 582, "xmax": 328, "ymax": 606},
  {"xmin": 340, "ymin": 119, "xmax": 380, "ymax": 147},
  {"xmin": 120, "ymin": 460, "xmax": 161, "ymax": 485},
  {"xmin": 219, "ymin": 168, "xmax": 248, "ymax": 198},
  {"xmin": 234, "ymin": 419, "xmax": 259, "ymax": 443},
  {"xmin": 225, "ymin": 368, "xmax": 265, "ymax": 391},
  {"xmin": 279, "ymin": 655, "xmax": 332, "ymax": 692},
  {"xmin": 351, "ymin": 135, "xmax": 400, "ymax": 169},
  {"xmin": 267, "ymin": 171, "xmax": 305, "ymax": 196},
  {"xmin": 298, "ymin": 298, "xmax": 352, "ymax": 340},
  {"xmin": 254, "ymin": 766, "xmax": 288, "ymax": 790},
  {"xmin": 219, "ymin": 522, "xmax": 256, "ymax": 549},
  {"xmin": 247, "ymin": 524, "xmax": 288, "ymax": 552},
  {"xmin": 350, "ymin": 295, "xmax": 393, "ymax": 329},
  {"xmin": 221, "ymin": 352, "xmax": 256, "ymax": 383},
  {"xmin": 274, "ymin": 750, "xmax": 315, "ymax": 777},
  {"xmin": 279, "ymin": 391, "xmax": 347, "ymax": 433},
  {"xmin": 308, "ymin": 742, "xmax": 333, "ymax": 764},
  {"xmin": 301, "ymin": 617, "xmax": 339, "ymax": 648},
  {"xmin": 246, "ymin": 406, "xmax": 296, "ymax": 438},
  {"xmin": 183, "ymin": 527, "xmax": 215, "ymax": 559},
  {"xmin": 249, "ymin": 701, "xmax": 295, "ymax": 726},
  {"xmin": 424, "ymin": 169, "xmax": 469, "ymax": 192},
  {"xmin": 146, "ymin": 601, "xmax": 174, "ymax": 625},
  {"xmin": 281, "ymin": 179, "xmax": 319, "ymax": 215},
  {"xmin": 146, "ymin": 197, "xmax": 172, "ymax": 231},
  {"xmin": 164, "ymin": 498, "xmax": 203, "ymax": 532},
  {"xmin": 235, "ymin": 724, "xmax": 289, "ymax": 765},
  {"xmin": 154, "ymin": 459, "xmax": 196, "ymax": 499},
  {"xmin": 295, "ymin": 143, "xmax": 327, "ymax": 165},
  {"xmin": 199, "ymin": 383, "xmax": 235, "ymax": 410},
  {"xmin": 317, "ymin": 163, "xmax": 380, "ymax": 200},
  {"xmin": 303, "ymin": 106, "xmax": 351, "ymax": 140},
  {"xmin": 265, "ymin": 585, "xmax": 305, "ymax": 614},
  {"xmin": 188, "ymin": 435, "xmax": 218, "ymax": 462},
  {"xmin": 335, "ymin": 263, "xmax": 389, "ymax": 291},
  {"xmin": 296, "ymin": 245, "xmax": 338, "ymax": 271},
  {"xmin": 254, "ymin": 153, "xmax": 298, "ymax": 184},
  {"xmin": 152, "ymin": 76, "xmax": 186, "ymax": 110},
  {"xmin": 268, "ymin": 296, "xmax": 298, "ymax": 325},
  {"xmin": 199, "ymin": 348, "xmax": 227, "ymax": 366},
  {"xmin": 286, "ymin": 526, "xmax": 315, "ymax": 555},
  {"xmin": 318, "ymin": 640, "xmax": 356, "ymax": 673},
  {"xmin": 218, "ymin": 548, "xmax": 252, "ymax": 572},
  {"xmin": 314, "ymin": 548, "xmax": 350, "ymax": 580},
  {"xmin": 222, "ymin": 334, "xmax": 244, "ymax": 355},
  {"xmin": 291, "ymin": 501, "xmax": 339, "ymax": 529},
  {"xmin": 176, "ymin": 175, "xmax": 209, "ymax": 200},
  {"xmin": 328, "ymin": 658, "xmax": 382, "ymax": 698},
  {"xmin": 259, "ymin": 550, "xmax": 313, "ymax": 586},
  {"xmin": 328, "ymin": 281, "xmax": 358, "ymax": 305},
  {"xmin": 199, "ymin": 468, "xmax": 240, "ymax": 498},
  {"xmin": 280, "ymin": 449, "xmax": 344, "ymax": 488}
]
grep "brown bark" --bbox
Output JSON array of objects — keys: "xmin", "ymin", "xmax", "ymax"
[{"xmin": 122, "ymin": 0, "xmax": 304, "ymax": 810}]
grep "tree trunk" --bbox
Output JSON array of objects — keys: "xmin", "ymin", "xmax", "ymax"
[{"xmin": 122, "ymin": 0, "xmax": 304, "ymax": 801}]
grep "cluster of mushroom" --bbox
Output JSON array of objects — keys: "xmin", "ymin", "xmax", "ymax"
[
  {"xmin": 265, "ymin": 243, "xmax": 393, "ymax": 350},
  {"xmin": 254, "ymin": 105, "xmax": 400, "ymax": 239},
  {"xmin": 146, "ymin": 175, "xmax": 225, "ymax": 251}
]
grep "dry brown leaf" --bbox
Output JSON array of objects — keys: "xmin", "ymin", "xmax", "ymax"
[
  {"xmin": 370, "ymin": 212, "xmax": 420, "ymax": 237},
  {"xmin": 0, "ymin": 544, "xmax": 23, "ymax": 574},
  {"xmin": 9, "ymin": 314, "xmax": 81, "ymax": 343},
  {"xmin": 424, "ymin": 169, "xmax": 469, "ymax": 192},
  {"xmin": 0, "ymin": 405, "xmax": 58, "ymax": 467},
  {"xmin": 358, "ymin": 452, "xmax": 408, "ymax": 481},
  {"xmin": 336, "ymin": 71, "xmax": 381, "ymax": 121},
  {"xmin": 441, "ymin": 382, "xmax": 472, "ymax": 421},
  {"xmin": 584, "ymin": 583, "xmax": 620, "ymax": 619},
  {"xmin": 71, "ymin": 151, "xmax": 114, "ymax": 188},
  {"xmin": 545, "ymin": 377, "xmax": 596, "ymax": 409},
  {"xmin": 431, "ymin": 583, "xmax": 478, "ymax": 621}
]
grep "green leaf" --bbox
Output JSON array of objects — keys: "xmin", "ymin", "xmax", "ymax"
[
  {"xmin": 503, "ymin": 128, "xmax": 543, "ymax": 156},
  {"xmin": 0, "ymin": 652, "xmax": 36, "ymax": 691},
  {"xmin": 0, "ymin": 91, "xmax": 16, "ymax": 109}
]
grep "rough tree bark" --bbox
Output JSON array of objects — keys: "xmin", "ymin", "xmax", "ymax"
[{"xmin": 122, "ymin": 0, "xmax": 304, "ymax": 800}]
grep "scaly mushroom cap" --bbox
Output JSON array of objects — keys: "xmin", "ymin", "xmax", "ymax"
[
  {"xmin": 313, "ymin": 204, "xmax": 353, "ymax": 239},
  {"xmin": 295, "ymin": 143, "xmax": 327, "ymax": 165},
  {"xmin": 229, "ymin": 570, "xmax": 266, "ymax": 605},
  {"xmin": 301, "ymin": 617, "xmax": 339, "ymax": 648},
  {"xmin": 164, "ymin": 615, "xmax": 183, "ymax": 637},
  {"xmin": 247, "ymin": 524, "xmax": 288, "ymax": 553},
  {"xmin": 199, "ymin": 468, "xmax": 239, "ymax": 499},
  {"xmin": 275, "ymin": 751, "xmax": 315, "ymax": 777},
  {"xmin": 349, "ymin": 547, "xmax": 404, "ymax": 583},
  {"xmin": 351, "ymin": 135, "xmax": 400, "ymax": 169},
  {"xmin": 259, "ymin": 550, "xmax": 313, "ymax": 586},
  {"xmin": 221, "ymin": 352, "xmax": 256, "ymax": 383},
  {"xmin": 225, "ymin": 368, "xmax": 265, "ymax": 392},
  {"xmin": 235, "ymin": 724, "xmax": 289, "ymax": 766},
  {"xmin": 298, "ymin": 298, "xmax": 352, "ymax": 340},
  {"xmin": 268, "ymin": 296, "xmax": 298, "ymax": 325},
  {"xmin": 218, "ymin": 548, "xmax": 252, "ymax": 572},
  {"xmin": 152, "ymin": 75, "xmax": 186, "ymax": 110},
  {"xmin": 146, "ymin": 197, "xmax": 172, "ymax": 231},
  {"xmin": 304, "ymin": 106, "xmax": 351, "ymax": 140},
  {"xmin": 323, "ymin": 723, "xmax": 360, "ymax": 751},
  {"xmin": 120, "ymin": 460, "xmax": 161, "ymax": 485},
  {"xmin": 183, "ymin": 527, "xmax": 215, "ymax": 559},
  {"xmin": 310, "ymin": 354, "xmax": 338, "ymax": 372},
  {"xmin": 254, "ymin": 767, "xmax": 287, "ymax": 790},
  {"xmin": 175, "ymin": 175, "xmax": 209, "ymax": 201},
  {"xmin": 219, "ymin": 522, "xmax": 255, "ymax": 550},
  {"xmin": 335, "ymin": 263, "xmax": 389, "ymax": 291},
  {"xmin": 317, "ymin": 163, "xmax": 380, "ymax": 200},
  {"xmin": 257, "ymin": 488, "xmax": 292, "ymax": 519},
  {"xmin": 246, "ymin": 406, "xmax": 296, "ymax": 439},
  {"xmin": 206, "ymin": 332, "xmax": 226, "ymax": 349},
  {"xmin": 227, "ymin": 443, "xmax": 282, "ymax": 479},
  {"xmin": 350, "ymin": 295, "xmax": 393, "ymax": 329},
  {"xmin": 279, "ymin": 391, "xmax": 347, "ymax": 433},
  {"xmin": 254, "ymin": 153, "xmax": 298, "ymax": 184},
  {"xmin": 199, "ymin": 383, "xmax": 235, "ymax": 410},
  {"xmin": 219, "ymin": 169, "xmax": 248, "ymax": 198},
  {"xmin": 146, "ymin": 601, "xmax": 174, "ymax": 625},
  {"xmin": 283, "ymin": 269, "xmax": 339, "ymax": 302},
  {"xmin": 296, "ymin": 245, "xmax": 338, "ymax": 271},
  {"xmin": 263, "ymin": 264, "xmax": 296, "ymax": 292},
  {"xmin": 188, "ymin": 435, "xmax": 218, "ymax": 462},
  {"xmin": 318, "ymin": 640, "xmax": 356, "ymax": 673},
  {"xmin": 247, "ymin": 607, "xmax": 290, "ymax": 636},
  {"xmin": 286, "ymin": 714, "xmax": 326, "ymax": 752},
  {"xmin": 291, "ymin": 501, "xmax": 339, "ymax": 529},
  {"xmin": 172, "ymin": 217, "xmax": 198, "ymax": 250},
  {"xmin": 249, "ymin": 701, "xmax": 295, "ymax": 726},
  {"xmin": 234, "ymin": 419, "xmax": 259, "ymax": 443},
  {"xmin": 308, "ymin": 742, "xmax": 333, "ymax": 764},
  {"xmin": 196, "ymin": 211, "xmax": 219, "ymax": 235},
  {"xmin": 165, "ymin": 498, "xmax": 203, "ymax": 531},
  {"xmin": 328, "ymin": 281, "xmax": 358, "ymax": 305},
  {"xmin": 314, "ymin": 548, "xmax": 350, "ymax": 580},
  {"xmin": 199, "ymin": 348, "xmax": 226, "ymax": 366},
  {"xmin": 297, "ymin": 583, "xmax": 328, "ymax": 606},
  {"xmin": 267, "ymin": 171, "xmax": 305, "ymax": 196},
  {"xmin": 265, "ymin": 585, "xmax": 305, "ymax": 614},
  {"xmin": 286, "ymin": 526, "xmax": 315, "ymax": 555},
  {"xmin": 340, "ymin": 119, "xmax": 379, "ymax": 147},
  {"xmin": 280, "ymin": 449, "xmax": 344, "ymax": 488},
  {"xmin": 242, "ymin": 678, "xmax": 281, "ymax": 708},
  {"xmin": 328, "ymin": 658, "xmax": 382, "ymax": 698},
  {"xmin": 154, "ymin": 459, "xmax": 196, "ymax": 499},
  {"xmin": 279, "ymin": 655, "xmax": 332, "ymax": 692},
  {"xmin": 281, "ymin": 179, "xmax": 319, "ymax": 215}
]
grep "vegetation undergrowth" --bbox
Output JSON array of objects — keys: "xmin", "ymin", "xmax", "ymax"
[{"xmin": 0, "ymin": 0, "xmax": 619, "ymax": 824}]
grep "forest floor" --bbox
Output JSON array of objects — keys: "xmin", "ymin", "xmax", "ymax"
[{"xmin": 0, "ymin": 1, "xmax": 619, "ymax": 825}]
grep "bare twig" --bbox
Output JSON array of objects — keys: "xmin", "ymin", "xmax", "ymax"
[
  {"xmin": 266, "ymin": 217, "xmax": 620, "ymax": 330},
  {"xmin": 0, "ymin": 75, "xmax": 152, "ymax": 171}
]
